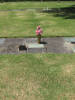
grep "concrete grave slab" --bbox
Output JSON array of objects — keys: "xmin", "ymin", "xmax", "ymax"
[{"xmin": 0, "ymin": 37, "xmax": 74, "ymax": 54}]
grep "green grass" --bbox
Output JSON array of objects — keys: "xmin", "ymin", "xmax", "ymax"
[
  {"xmin": 0, "ymin": 1, "xmax": 75, "ymax": 10},
  {"xmin": 0, "ymin": 1, "xmax": 75, "ymax": 37},
  {"xmin": 0, "ymin": 54, "xmax": 75, "ymax": 100}
]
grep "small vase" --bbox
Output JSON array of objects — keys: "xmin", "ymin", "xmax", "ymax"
[{"xmin": 37, "ymin": 34, "xmax": 41, "ymax": 44}]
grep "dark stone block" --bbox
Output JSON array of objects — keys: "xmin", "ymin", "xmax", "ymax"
[{"xmin": 19, "ymin": 45, "xmax": 27, "ymax": 51}]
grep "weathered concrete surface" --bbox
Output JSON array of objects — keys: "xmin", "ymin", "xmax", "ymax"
[{"xmin": 0, "ymin": 37, "xmax": 73, "ymax": 54}]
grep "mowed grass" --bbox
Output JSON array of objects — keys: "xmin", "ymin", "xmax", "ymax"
[
  {"xmin": 0, "ymin": 54, "xmax": 75, "ymax": 100},
  {"xmin": 0, "ymin": 2, "xmax": 75, "ymax": 37},
  {"xmin": 0, "ymin": 1, "xmax": 75, "ymax": 10}
]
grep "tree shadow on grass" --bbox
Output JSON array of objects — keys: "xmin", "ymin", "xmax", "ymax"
[{"xmin": 42, "ymin": 5, "xmax": 75, "ymax": 19}]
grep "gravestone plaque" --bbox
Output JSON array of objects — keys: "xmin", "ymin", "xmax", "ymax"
[
  {"xmin": 64, "ymin": 37, "xmax": 75, "ymax": 42},
  {"xmin": 0, "ymin": 39, "xmax": 5, "ymax": 45},
  {"xmin": 25, "ymin": 43, "xmax": 46, "ymax": 53}
]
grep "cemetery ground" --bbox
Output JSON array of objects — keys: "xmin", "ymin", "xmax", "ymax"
[
  {"xmin": 0, "ymin": 54, "xmax": 75, "ymax": 100},
  {"xmin": 0, "ymin": 1, "xmax": 75, "ymax": 100}
]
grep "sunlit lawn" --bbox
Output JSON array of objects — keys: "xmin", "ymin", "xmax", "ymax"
[
  {"xmin": 0, "ymin": 1, "xmax": 75, "ymax": 37},
  {"xmin": 0, "ymin": 54, "xmax": 75, "ymax": 100}
]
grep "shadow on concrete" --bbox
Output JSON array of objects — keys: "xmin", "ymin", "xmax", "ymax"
[
  {"xmin": 40, "ymin": 41, "xmax": 47, "ymax": 44},
  {"xmin": 42, "ymin": 5, "xmax": 75, "ymax": 19}
]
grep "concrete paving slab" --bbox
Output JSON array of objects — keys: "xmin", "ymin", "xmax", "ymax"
[{"xmin": 0, "ymin": 37, "xmax": 74, "ymax": 54}]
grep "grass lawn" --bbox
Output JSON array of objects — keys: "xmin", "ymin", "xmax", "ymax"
[
  {"xmin": 0, "ymin": 1, "xmax": 75, "ymax": 37},
  {"xmin": 0, "ymin": 54, "xmax": 75, "ymax": 100},
  {"xmin": 0, "ymin": 1, "xmax": 75, "ymax": 10}
]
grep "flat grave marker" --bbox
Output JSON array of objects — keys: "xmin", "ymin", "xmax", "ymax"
[{"xmin": 25, "ymin": 43, "xmax": 46, "ymax": 53}]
